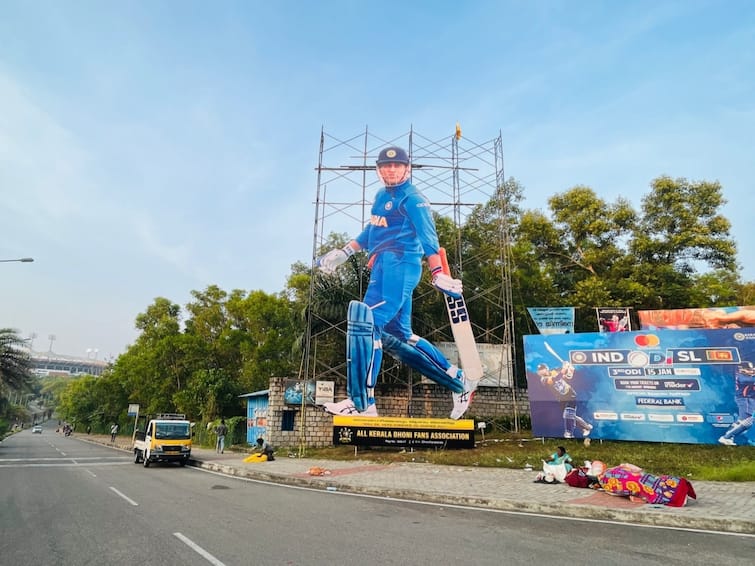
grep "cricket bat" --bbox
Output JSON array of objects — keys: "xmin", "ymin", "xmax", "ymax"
[
  {"xmin": 543, "ymin": 341, "xmax": 565, "ymax": 364},
  {"xmin": 439, "ymin": 248, "xmax": 484, "ymax": 381}
]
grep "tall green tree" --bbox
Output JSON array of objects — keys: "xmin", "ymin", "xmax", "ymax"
[
  {"xmin": 630, "ymin": 176, "xmax": 737, "ymax": 308},
  {"xmin": 231, "ymin": 290, "xmax": 298, "ymax": 392},
  {"xmin": 0, "ymin": 328, "xmax": 34, "ymax": 392},
  {"xmin": 113, "ymin": 297, "xmax": 198, "ymax": 415}
]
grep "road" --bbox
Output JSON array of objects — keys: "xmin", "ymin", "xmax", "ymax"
[{"xmin": 1, "ymin": 422, "xmax": 753, "ymax": 565}]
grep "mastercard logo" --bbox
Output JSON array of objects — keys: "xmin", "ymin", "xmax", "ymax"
[{"xmin": 634, "ymin": 334, "xmax": 660, "ymax": 347}]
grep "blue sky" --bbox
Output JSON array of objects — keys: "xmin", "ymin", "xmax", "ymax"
[{"xmin": 2, "ymin": 1, "xmax": 753, "ymax": 359}]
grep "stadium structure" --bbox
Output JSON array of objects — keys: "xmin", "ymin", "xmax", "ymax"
[{"xmin": 28, "ymin": 351, "xmax": 109, "ymax": 377}]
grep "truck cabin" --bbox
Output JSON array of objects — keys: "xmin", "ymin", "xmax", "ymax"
[
  {"xmin": 151, "ymin": 420, "xmax": 191, "ymax": 440},
  {"xmin": 135, "ymin": 413, "xmax": 192, "ymax": 441}
]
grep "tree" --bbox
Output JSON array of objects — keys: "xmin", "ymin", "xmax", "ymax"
[
  {"xmin": 630, "ymin": 176, "xmax": 738, "ymax": 307},
  {"xmin": 230, "ymin": 290, "xmax": 298, "ymax": 392},
  {"xmin": 0, "ymin": 328, "xmax": 34, "ymax": 392},
  {"xmin": 173, "ymin": 368, "xmax": 241, "ymax": 420}
]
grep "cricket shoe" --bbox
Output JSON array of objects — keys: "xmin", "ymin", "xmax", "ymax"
[
  {"xmin": 582, "ymin": 424, "xmax": 593, "ymax": 437},
  {"xmin": 564, "ymin": 431, "xmax": 574, "ymax": 439},
  {"xmin": 323, "ymin": 398, "xmax": 378, "ymax": 417},
  {"xmin": 450, "ymin": 372, "xmax": 477, "ymax": 420},
  {"xmin": 359, "ymin": 404, "xmax": 378, "ymax": 416},
  {"xmin": 718, "ymin": 436, "xmax": 736, "ymax": 446}
]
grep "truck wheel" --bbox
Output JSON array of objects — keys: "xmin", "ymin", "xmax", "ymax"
[
  {"xmin": 179, "ymin": 458, "xmax": 187, "ymax": 467},
  {"xmin": 133, "ymin": 449, "xmax": 142, "ymax": 464},
  {"xmin": 143, "ymin": 451, "xmax": 150, "ymax": 467}
]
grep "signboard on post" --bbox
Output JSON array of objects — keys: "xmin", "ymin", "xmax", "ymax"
[
  {"xmin": 128, "ymin": 404, "xmax": 140, "ymax": 443},
  {"xmin": 527, "ymin": 307, "xmax": 575, "ymax": 335}
]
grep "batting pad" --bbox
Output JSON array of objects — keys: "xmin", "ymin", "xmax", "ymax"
[
  {"xmin": 347, "ymin": 301, "xmax": 375, "ymax": 411},
  {"xmin": 382, "ymin": 334, "xmax": 464, "ymax": 393}
]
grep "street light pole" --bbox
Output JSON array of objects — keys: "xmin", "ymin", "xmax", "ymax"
[{"xmin": 0, "ymin": 257, "xmax": 34, "ymax": 263}]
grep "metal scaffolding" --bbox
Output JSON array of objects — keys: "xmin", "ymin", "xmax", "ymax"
[{"xmin": 302, "ymin": 125, "xmax": 516, "ymax": 405}]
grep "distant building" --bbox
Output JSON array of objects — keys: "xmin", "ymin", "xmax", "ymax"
[{"xmin": 29, "ymin": 351, "xmax": 109, "ymax": 377}]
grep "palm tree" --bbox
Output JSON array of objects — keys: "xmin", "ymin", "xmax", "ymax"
[{"xmin": 0, "ymin": 328, "xmax": 34, "ymax": 392}]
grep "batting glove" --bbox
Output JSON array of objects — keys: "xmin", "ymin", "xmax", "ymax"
[
  {"xmin": 318, "ymin": 246, "xmax": 354, "ymax": 274},
  {"xmin": 431, "ymin": 269, "xmax": 463, "ymax": 299}
]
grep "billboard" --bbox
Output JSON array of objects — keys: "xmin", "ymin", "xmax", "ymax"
[
  {"xmin": 638, "ymin": 306, "xmax": 755, "ymax": 330},
  {"xmin": 596, "ymin": 307, "xmax": 631, "ymax": 332},
  {"xmin": 524, "ymin": 328, "xmax": 755, "ymax": 445},
  {"xmin": 283, "ymin": 380, "xmax": 316, "ymax": 406}
]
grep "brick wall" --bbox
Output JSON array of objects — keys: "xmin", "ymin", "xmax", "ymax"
[{"xmin": 266, "ymin": 377, "xmax": 529, "ymax": 448}]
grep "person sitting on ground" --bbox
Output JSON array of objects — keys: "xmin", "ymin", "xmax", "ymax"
[
  {"xmin": 544, "ymin": 446, "xmax": 573, "ymax": 472},
  {"xmin": 255, "ymin": 437, "xmax": 275, "ymax": 461},
  {"xmin": 534, "ymin": 446, "xmax": 574, "ymax": 483}
]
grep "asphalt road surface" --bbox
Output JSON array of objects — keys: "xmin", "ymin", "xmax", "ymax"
[{"xmin": 1, "ymin": 422, "xmax": 753, "ymax": 565}]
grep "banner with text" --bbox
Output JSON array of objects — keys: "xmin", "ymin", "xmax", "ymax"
[
  {"xmin": 524, "ymin": 328, "xmax": 755, "ymax": 445},
  {"xmin": 638, "ymin": 306, "xmax": 755, "ymax": 330},
  {"xmin": 332, "ymin": 416, "xmax": 475, "ymax": 449},
  {"xmin": 527, "ymin": 307, "xmax": 575, "ymax": 335}
]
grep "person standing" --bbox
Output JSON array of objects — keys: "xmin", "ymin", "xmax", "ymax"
[
  {"xmin": 318, "ymin": 146, "xmax": 475, "ymax": 419},
  {"xmin": 110, "ymin": 422, "xmax": 119, "ymax": 443},
  {"xmin": 215, "ymin": 419, "xmax": 228, "ymax": 454}
]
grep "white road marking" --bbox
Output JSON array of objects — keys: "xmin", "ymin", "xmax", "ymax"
[
  {"xmin": 109, "ymin": 486, "xmax": 139, "ymax": 506},
  {"xmin": 0, "ymin": 457, "xmax": 126, "ymax": 461},
  {"xmin": 85, "ymin": 469, "xmax": 97, "ymax": 477},
  {"xmin": 173, "ymin": 532, "xmax": 227, "ymax": 566},
  {"xmin": 0, "ymin": 456, "xmax": 127, "ymax": 464},
  {"xmin": 0, "ymin": 462, "xmax": 131, "ymax": 468}
]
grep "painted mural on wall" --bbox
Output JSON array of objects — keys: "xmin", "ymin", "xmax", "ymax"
[{"xmin": 524, "ymin": 328, "xmax": 755, "ymax": 445}]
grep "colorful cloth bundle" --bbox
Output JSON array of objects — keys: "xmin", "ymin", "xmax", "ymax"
[{"xmin": 599, "ymin": 464, "xmax": 697, "ymax": 507}]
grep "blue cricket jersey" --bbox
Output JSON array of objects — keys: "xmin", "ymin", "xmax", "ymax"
[{"xmin": 354, "ymin": 180, "xmax": 440, "ymax": 261}]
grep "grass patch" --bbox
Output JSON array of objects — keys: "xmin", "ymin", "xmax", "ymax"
[
  {"xmin": 300, "ymin": 432, "xmax": 755, "ymax": 481},
  {"xmin": 693, "ymin": 460, "xmax": 755, "ymax": 482}
]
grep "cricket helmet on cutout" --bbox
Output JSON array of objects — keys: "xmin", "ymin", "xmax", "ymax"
[{"xmin": 376, "ymin": 146, "xmax": 410, "ymax": 165}]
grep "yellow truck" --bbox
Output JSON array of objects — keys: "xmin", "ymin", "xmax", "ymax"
[{"xmin": 132, "ymin": 413, "xmax": 192, "ymax": 467}]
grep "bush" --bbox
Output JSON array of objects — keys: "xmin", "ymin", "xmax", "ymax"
[{"xmin": 201, "ymin": 416, "xmax": 247, "ymax": 449}]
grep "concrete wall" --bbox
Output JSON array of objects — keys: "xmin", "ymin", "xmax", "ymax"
[{"xmin": 265, "ymin": 377, "xmax": 529, "ymax": 448}]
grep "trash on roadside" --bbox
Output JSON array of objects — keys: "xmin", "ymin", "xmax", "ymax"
[{"xmin": 308, "ymin": 466, "xmax": 331, "ymax": 476}]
